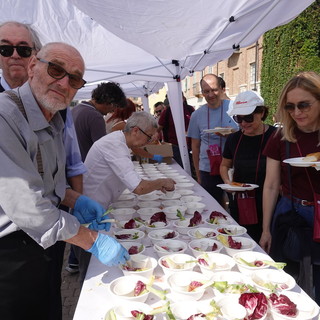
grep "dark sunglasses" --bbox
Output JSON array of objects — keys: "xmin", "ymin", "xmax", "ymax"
[
  {"xmin": 233, "ymin": 113, "xmax": 255, "ymax": 123},
  {"xmin": 37, "ymin": 58, "xmax": 86, "ymax": 89},
  {"xmin": 0, "ymin": 45, "xmax": 34, "ymax": 58},
  {"xmin": 284, "ymin": 101, "xmax": 315, "ymax": 113}
]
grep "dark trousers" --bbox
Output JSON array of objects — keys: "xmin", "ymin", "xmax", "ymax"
[
  {"xmin": 0, "ymin": 231, "xmax": 50, "ymax": 320},
  {"xmin": 200, "ymin": 170, "xmax": 224, "ymax": 206}
]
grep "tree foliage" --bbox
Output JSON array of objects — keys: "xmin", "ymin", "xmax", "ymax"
[{"xmin": 261, "ymin": 1, "xmax": 320, "ymax": 123}]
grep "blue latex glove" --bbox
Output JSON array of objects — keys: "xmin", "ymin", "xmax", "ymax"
[
  {"xmin": 152, "ymin": 154, "xmax": 163, "ymax": 163},
  {"xmin": 88, "ymin": 215, "xmax": 111, "ymax": 232},
  {"xmin": 87, "ymin": 233, "xmax": 130, "ymax": 266},
  {"xmin": 73, "ymin": 195, "xmax": 105, "ymax": 224}
]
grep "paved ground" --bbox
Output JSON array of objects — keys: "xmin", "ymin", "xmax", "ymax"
[{"xmin": 61, "ymin": 244, "xmax": 81, "ymax": 320}]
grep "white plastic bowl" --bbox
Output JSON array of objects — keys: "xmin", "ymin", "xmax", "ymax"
[
  {"xmin": 137, "ymin": 200, "xmax": 161, "ymax": 208},
  {"xmin": 148, "ymin": 228, "xmax": 179, "ymax": 244},
  {"xmin": 162, "ymin": 205, "xmax": 187, "ymax": 219},
  {"xmin": 117, "ymin": 194, "xmax": 136, "ymax": 201},
  {"xmin": 158, "ymin": 253, "xmax": 196, "ymax": 276},
  {"xmin": 173, "ymin": 219, "xmax": 199, "ymax": 235},
  {"xmin": 109, "ymin": 275, "xmax": 150, "ymax": 303},
  {"xmin": 159, "ymin": 191, "xmax": 181, "ymax": 200},
  {"xmin": 188, "ymin": 227, "xmax": 217, "ymax": 240},
  {"xmin": 216, "ymin": 224, "xmax": 247, "ymax": 237},
  {"xmin": 117, "ymin": 219, "xmax": 145, "ymax": 231},
  {"xmin": 170, "ymin": 301, "xmax": 214, "ymax": 320},
  {"xmin": 162, "ymin": 199, "xmax": 183, "ymax": 207},
  {"xmin": 185, "ymin": 202, "xmax": 206, "ymax": 215},
  {"xmin": 197, "ymin": 252, "xmax": 236, "ymax": 276},
  {"xmin": 153, "ymin": 239, "xmax": 188, "ymax": 258},
  {"xmin": 233, "ymin": 251, "xmax": 272, "ymax": 275},
  {"xmin": 188, "ymin": 238, "xmax": 223, "ymax": 257},
  {"xmin": 112, "ymin": 201, "xmax": 136, "ymax": 209},
  {"xmin": 119, "ymin": 255, "xmax": 157, "ymax": 278},
  {"xmin": 137, "ymin": 192, "xmax": 160, "ymax": 201},
  {"xmin": 144, "ymin": 221, "xmax": 170, "ymax": 234},
  {"xmin": 114, "ymin": 229, "xmax": 145, "ymax": 242},
  {"xmin": 218, "ymin": 236, "xmax": 256, "ymax": 256},
  {"xmin": 121, "ymin": 241, "xmax": 145, "ymax": 255},
  {"xmin": 177, "ymin": 189, "xmax": 195, "ymax": 196},
  {"xmin": 204, "ymin": 216, "xmax": 233, "ymax": 226},
  {"xmin": 175, "ymin": 182, "xmax": 195, "ymax": 190},
  {"xmin": 217, "ymin": 295, "xmax": 248, "ymax": 320},
  {"xmin": 110, "ymin": 208, "xmax": 136, "ymax": 221},
  {"xmin": 167, "ymin": 271, "xmax": 211, "ymax": 301},
  {"xmin": 112, "ymin": 302, "xmax": 152, "ymax": 320},
  {"xmin": 137, "ymin": 207, "xmax": 162, "ymax": 220},
  {"xmin": 180, "ymin": 195, "xmax": 202, "ymax": 203}
]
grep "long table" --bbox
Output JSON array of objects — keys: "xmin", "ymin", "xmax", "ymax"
[{"xmin": 73, "ymin": 161, "xmax": 319, "ymax": 320}]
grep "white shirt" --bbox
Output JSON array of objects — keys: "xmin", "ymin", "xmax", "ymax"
[{"xmin": 83, "ymin": 130, "xmax": 141, "ymax": 208}]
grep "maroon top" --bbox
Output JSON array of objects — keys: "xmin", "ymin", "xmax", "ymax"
[{"xmin": 263, "ymin": 128, "xmax": 320, "ymax": 201}]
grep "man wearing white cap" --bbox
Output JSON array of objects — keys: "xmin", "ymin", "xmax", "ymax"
[{"xmin": 220, "ymin": 90, "xmax": 276, "ymax": 242}]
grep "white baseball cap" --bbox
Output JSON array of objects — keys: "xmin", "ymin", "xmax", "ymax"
[{"xmin": 229, "ymin": 91, "xmax": 264, "ymax": 115}]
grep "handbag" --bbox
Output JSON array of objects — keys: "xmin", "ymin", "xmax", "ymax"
[
  {"xmin": 206, "ymin": 144, "xmax": 222, "ymax": 176},
  {"xmin": 236, "ymin": 190, "xmax": 258, "ymax": 225}
]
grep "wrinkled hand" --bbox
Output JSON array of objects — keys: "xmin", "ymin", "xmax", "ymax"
[
  {"xmin": 87, "ymin": 233, "xmax": 130, "ymax": 266},
  {"xmin": 160, "ymin": 178, "xmax": 176, "ymax": 192},
  {"xmin": 73, "ymin": 195, "xmax": 105, "ymax": 224},
  {"xmin": 152, "ymin": 154, "xmax": 163, "ymax": 163},
  {"xmin": 88, "ymin": 214, "xmax": 111, "ymax": 232}
]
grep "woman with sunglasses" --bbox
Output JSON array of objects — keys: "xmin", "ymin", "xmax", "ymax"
[
  {"xmin": 260, "ymin": 71, "xmax": 320, "ymax": 303},
  {"xmin": 220, "ymin": 91, "xmax": 276, "ymax": 243}
]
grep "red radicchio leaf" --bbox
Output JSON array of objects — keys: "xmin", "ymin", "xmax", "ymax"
[
  {"xmin": 186, "ymin": 313, "xmax": 206, "ymax": 320},
  {"xmin": 134, "ymin": 280, "xmax": 146, "ymax": 296},
  {"xmin": 228, "ymin": 236, "xmax": 242, "ymax": 249},
  {"xmin": 131, "ymin": 310, "xmax": 154, "ymax": 320},
  {"xmin": 149, "ymin": 211, "xmax": 167, "ymax": 225},
  {"xmin": 197, "ymin": 258, "xmax": 208, "ymax": 266},
  {"xmin": 209, "ymin": 211, "xmax": 227, "ymax": 220},
  {"xmin": 188, "ymin": 281, "xmax": 203, "ymax": 292},
  {"xmin": 254, "ymin": 260, "xmax": 264, "ymax": 267},
  {"xmin": 128, "ymin": 246, "xmax": 139, "ymax": 255},
  {"xmin": 124, "ymin": 219, "xmax": 137, "ymax": 229},
  {"xmin": 211, "ymin": 243, "xmax": 218, "ymax": 251},
  {"xmin": 161, "ymin": 259, "xmax": 169, "ymax": 268},
  {"xmin": 269, "ymin": 293, "xmax": 297, "ymax": 316},
  {"xmin": 188, "ymin": 211, "xmax": 202, "ymax": 227},
  {"xmin": 115, "ymin": 234, "xmax": 131, "ymax": 239},
  {"xmin": 164, "ymin": 231, "xmax": 175, "ymax": 239},
  {"xmin": 239, "ymin": 292, "xmax": 268, "ymax": 320}
]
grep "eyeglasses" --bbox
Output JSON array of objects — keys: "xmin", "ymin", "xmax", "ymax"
[
  {"xmin": 37, "ymin": 58, "xmax": 86, "ymax": 89},
  {"xmin": 233, "ymin": 113, "xmax": 255, "ymax": 123},
  {"xmin": 137, "ymin": 127, "xmax": 153, "ymax": 142},
  {"xmin": 0, "ymin": 45, "xmax": 34, "ymax": 58},
  {"xmin": 284, "ymin": 100, "xmax": 316, "ymax": 113},
  {"xmin": 155, "ymin": 110, "xmax": 162, "ymax": 114}
]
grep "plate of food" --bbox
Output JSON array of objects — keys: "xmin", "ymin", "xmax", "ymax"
[
  {"xmin": 217, "ymin": 182, "xmax": 259, "ymax": 192},
  {"xmin": 283, "ymin": 152, "xmax": 320, "ymax": 167},
  {"xmin": 203, "ymin": 127, "xmax": 236, "ymax": 135}
]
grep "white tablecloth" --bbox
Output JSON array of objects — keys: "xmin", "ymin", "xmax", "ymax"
[{"xmin": 73, "ymin": 162, "xmax": 318, "ymax": 320}]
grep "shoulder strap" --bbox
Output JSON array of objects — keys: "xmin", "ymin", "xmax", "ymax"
[
  {"xmin": 285, "ymin": 141, "xmax": 294, "ymax": 210},
  {"xmin": 5, "ymin": 90, "xmax": 44, "ymax": 178}
]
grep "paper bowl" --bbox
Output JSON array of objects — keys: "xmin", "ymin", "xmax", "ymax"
[
  {"xmin": 251, "ymin": 269, "xmax": 296, "ymax": 293},
  {"xmin": 188, "ymin": 238, "xmax": 223, "ymax": 257},
  {"xmin": 112, "ymin": 301, "xmax": 152, "ymax": 320},
  {"xmin": 177, "ymin": 189, "xmax": 195, "ymax": 196},
  {"xmin": 167, "ymin": 271, "xmax": 211, "ymax": 301},
  {"xmin": 117, "ymin": 219, "xmax": 145, "ymax": 231},
  {"xmin": 112, "ymin": 201, "xmax": 136, "ymax": 209},
  {"xmin": 114, "ymin": 229, "xmax": 145, "ymax": 242},
  {"xmin": 109, "ymin": 275, "xmax": 150, "ymax": 302},
  {"xmin": 269, "ymin": 291, "xmax": 320, "ymax": 320},
  {"xmin": 111, "ymin": 208, "xmax": 136, "ymax": 220},
  {"xmin": 137, "ymin": 207, "xmax": 163, "ymax": 220},
  {"xmin": 121, "ymin": 241, "xmax": 145, "ymax": 255},
  {"xmin": 197, "ymin": 252, "xmax": 236, "ymax": 276},
  {"xmin": 216, "ymin": 224, "xmax": 247, "ymax": 237},
  {"xmin": 137, "ymin": 200, "xmax": 161, "ymax": 208},
  {"xmin": 153, "ymin": 239, "xmax": 188, "ymax": 258},
  {"xmin": 188, "ymin": 227, "xmax": 217, "ymax": 240},
  {"xmin": 185, "ymin": 202, "xmax": 206, "ymax": 215},
  {"xmin": 158, "ymin": 253, "xmax": 196, "ymax": 276},
  {"xmin": 233, "ymin": 251, "xmax": 272, "ymax": 275},
  {"xmin": 163, "ymin": 205, "xmax": 187, "ymax": 220},
  {"xmin": 175, "ymin": 182, "xmax": 195, "ymax": 190},
  {"xmin": 148, "ymin": 228, "xmax": 179, "ymax": 244},
  {"xmin": 173, "ymin": 219, "xmax": 199, "ymax": 235},
  {"xmin": 180, "ymin": 195, "xmax": 202, "ymax": 203},
  {"xmin": 162, "ymin": 199, "xmax": 183, "ymax": 207},
  {"xmin": 217, "ymin": 295, "xmax": 248, "ymax": 320},
  {"xmin": 217, "ymin": 236, "xmax": 256, "ymax": 256},
  {"xmin": 119, "ymin": 255, "xmax": 157, "ymax": 278}
]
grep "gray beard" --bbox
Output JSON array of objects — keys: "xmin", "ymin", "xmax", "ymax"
[{"xmin": 38, "ymin": 96, "xmax": 66, "ymax": 114}]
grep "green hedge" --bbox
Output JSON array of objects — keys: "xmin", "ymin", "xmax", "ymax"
[{"xmin": 261, "ymin": 0, "xmax": 320, "ymax": 124}]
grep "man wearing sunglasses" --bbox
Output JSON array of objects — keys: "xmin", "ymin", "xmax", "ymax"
[{"xmin": 0, "ymin": 42, "xmax": 130, "ymax": 320}]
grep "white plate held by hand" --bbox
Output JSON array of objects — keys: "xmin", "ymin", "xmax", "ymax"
[
  {"xmin": 283, "ymin": 157, "xmax": 320, "ymax": 168},
  {"xmin": 217, "ymin": 183, "xmax": 259, "ymax": 192}
]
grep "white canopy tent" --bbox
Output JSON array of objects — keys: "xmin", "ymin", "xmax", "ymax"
[{"xmin": 0, "ymin": 0, "xmax": 314, "ymax": 174}]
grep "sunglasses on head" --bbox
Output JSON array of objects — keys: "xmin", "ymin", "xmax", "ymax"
[
  {"xmin": 0, "ymin": 45, "xmax": 34, "ymax": 58},
  {"xmin": 233, "ymin": 113, "xmax": 255, "ymax": 123},
  {"xmin": 37, "ymin": 58, "xmax": 86, "ymax": 89},
  {"xmin": 284, "ymin": 101, "xmax": 315, "ymax": 113}
]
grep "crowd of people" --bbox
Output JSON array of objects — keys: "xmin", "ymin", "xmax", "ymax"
[{"xmin": 0, "ymin": 19, "xmax": 319, "ymax": 320}]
